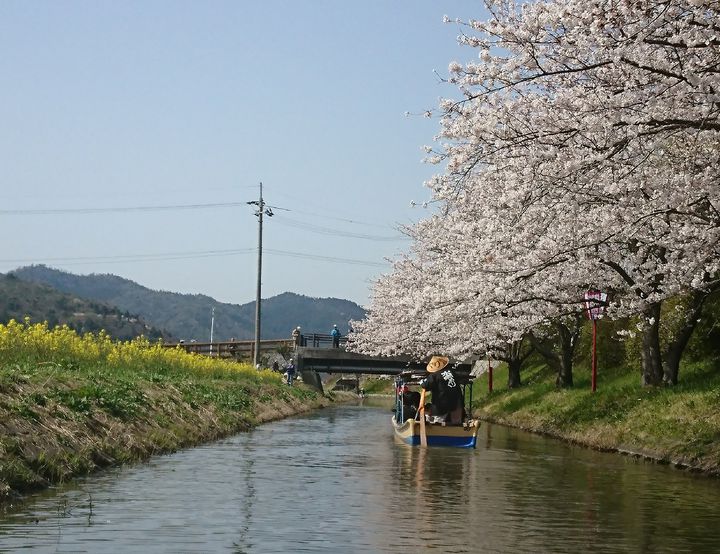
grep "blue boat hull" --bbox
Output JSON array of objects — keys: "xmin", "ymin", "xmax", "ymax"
[{"xmin": 392, "ymin": 416, "xmax": 479, "ymax": 448}]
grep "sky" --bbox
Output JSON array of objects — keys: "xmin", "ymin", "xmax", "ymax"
[{"xmin": 0, "ymin": 0, "xmax": 486, "ymax": 308}]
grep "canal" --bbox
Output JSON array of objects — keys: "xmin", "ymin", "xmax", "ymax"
[{"xmin": 1, "ymin": 400, "xmax": 719, "ymax": 553}]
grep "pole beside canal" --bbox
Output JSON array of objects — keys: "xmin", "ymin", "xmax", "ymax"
[
  {"xmin": 248, "ymin": 181, "xmax": 274, "ymax": 368},
  {"xmin": 584, "ymin": 290, "xmax": 607, "ymax": 393},
  {"xmin": 591, "ymin": 319, "xmax": 597, "ymax": 392},
  {"xmin": 488, "ymin": 358, "xmax": 493, "ymax": 393}
]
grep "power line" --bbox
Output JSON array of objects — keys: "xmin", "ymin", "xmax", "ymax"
[
  {"xmin": 271, "ymin": 214, "xmax": 409, "ymax": 242},
  {"xmin": 0, "ymin": 199, "xmax": 404, "ymax": 230},
  {"xmin": 265, "ymin": 248, "xmax": 388, "ymax": 267},
  {"xmin": 0, "ymin": 200, "xmax": 407, "ymax": 238},
  {"xmin": 0, "ymin": 248, "xmax": 389, "ymax": 268},
  {"xmin": 277, "ymin": 206, "xmax": 395, "ymax": 229},
  {"xmin": 0, "ymin": 202, "xmax": 251, "ymax": 215},
  {"xmin": 2, "ymin": 206, "xmax": 408, "ymax": 244},
  {"xmin": 268, "ymin": 188, "xmax": 397, "ymax": 228}
]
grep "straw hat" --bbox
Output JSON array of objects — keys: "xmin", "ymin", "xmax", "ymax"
[{"xmin": 426, "ymin": 356, "xmax": 450, "ymax": 373}]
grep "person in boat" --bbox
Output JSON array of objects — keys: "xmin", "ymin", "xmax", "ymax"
[
  {"xmin": 420, "ymin": 356, "xmax": 464, "ymax": 424},
  {"xmin": 401, "ymin": 390, "xmax": 421, "ymax": 420}
]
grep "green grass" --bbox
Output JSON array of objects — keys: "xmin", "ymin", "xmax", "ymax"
[
  {"xmin": 471, "ymin": 358, "xmax": 720, "ymax": 469},
  {"xmin": 360, "ymin": 378, "xmax": 394, "ymax": 395},
  {"xmin": 0, "ymin": 321, "xmax": 332, "ymax": 500}
]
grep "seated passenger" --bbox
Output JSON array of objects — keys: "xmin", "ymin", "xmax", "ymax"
[{"xmin": 401, "ymin": 390, "xmax": 421, "ymax": 420}]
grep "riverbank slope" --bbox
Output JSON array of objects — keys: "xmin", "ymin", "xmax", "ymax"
[
  {"xmin": 0, "ymin": 321, "xmax": 347, "ymax": 502},
  {"xmin": 471, "ymin": 359, "xmax": 720, "ymax": 475}
]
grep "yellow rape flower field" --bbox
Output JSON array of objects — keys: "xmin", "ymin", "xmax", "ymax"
[{"xmin": 0, "ymin": 320, "xmax": 335, "ymax": 502}]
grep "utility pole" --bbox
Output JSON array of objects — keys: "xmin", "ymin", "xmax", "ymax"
[
  {"xmin": 248, "ymin": 182, "xmax": 273, "ymax": 367},
  {"xmin": 209, "ymin": 306, "xmax": 215, "ymax": 356}
]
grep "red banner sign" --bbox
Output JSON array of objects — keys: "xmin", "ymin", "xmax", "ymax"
[{"xmin": 584, "ymin": 290, "xmax": 607, "ymax": 320}]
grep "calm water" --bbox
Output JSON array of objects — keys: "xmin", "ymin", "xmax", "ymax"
[{"xmin": 1, "ymin": 400, "xmax": 719, "ymax": 553}]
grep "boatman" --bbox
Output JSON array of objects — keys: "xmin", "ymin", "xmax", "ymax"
[{"xmin": 420, "ymin": 356, "xmax": 464, "ymax": 424}]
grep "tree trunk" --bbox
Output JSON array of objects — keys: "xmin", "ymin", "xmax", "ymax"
[
  {"xmin": 640, "ymin": 302, "xmax": 663, "ymax": 386},
  {"xmin": 528, "ymin": 319, "xmax": 579, "ymax": 388},
  {"xmin": 557, "ymin": 346, "xmax": 574, "ymax": 387},
  {"xmin": 662, "ymin": 346, "xmax": 682, "ymax": 386},
  {"xmin": 497, "ymin": 338, "xmax": 532, "ymax": 389},
  {"xmin": 507, "ymin": 357, "xmax": 522, "ymax": 389},
  {"xmin": 662, "ymin": 290, "xmax": 707, "ymax": 385},
  {"xmin": 556, "ymin": 320, "xmax": 581, "ymax": 388},
  {"xmin": 527, "ymin": 332, "xmax": 560, "ymax": 384}
]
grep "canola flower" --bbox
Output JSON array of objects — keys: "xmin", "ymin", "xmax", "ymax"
[
  {"xmin": 0, "ymin": 318, "xmax": 281, "ymax": 384},
  {"xmin": 0, "ymin": 320, "xmax": 319, "ymax": 500}
]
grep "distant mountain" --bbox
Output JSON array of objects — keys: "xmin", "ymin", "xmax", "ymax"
[
  {"xmin": 11, "ymin": 265, "xmax": 366, "ymax": 342},
  {"xmin": 0, "ymin": 273, "xmax": 172, "ymax": 341}
]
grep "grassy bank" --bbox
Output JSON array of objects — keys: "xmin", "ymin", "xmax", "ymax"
[
  {"xmin": 0, "ymin": 320, "xmax": 338, "ymax": 502},
  {"xmin": 471, "ymin": 359, "xmax": 720, "ymax": 474}
]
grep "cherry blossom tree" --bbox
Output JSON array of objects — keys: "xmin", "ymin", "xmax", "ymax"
[
  {"xmin": 351, "ymin": 209, "xmax": 594, "ymax": 387},
  {"xmin": 353, "ymin": 0, "xmax": 719, "ymax": 387},
  {"xmin": 443, "ymin": 0, "xmax": 719, "ymax": 384}
]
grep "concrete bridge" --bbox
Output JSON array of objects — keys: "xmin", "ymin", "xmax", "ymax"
[
  {"xmin": 295, "ymin": 347, "xmax": 473, "ymax": 375},
  {"xmin": 166, "ymin": 332, "xmax": 474, "ymax": 394},
  {"xmin": 295, "ymin": 347, "xmax": 474, "ymax": 394}
]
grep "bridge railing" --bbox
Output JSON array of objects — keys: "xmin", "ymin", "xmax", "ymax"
[
  {"xmin": 162, "ymin": 330, "xmax": 347, "ymax": 362},
  {"xmin": 296, "ymin": 333, "xmax": 348, "ymax": 348},
  {"xmin": 163, "ymin": 339, "xmax": 294, "ymax": 361}
]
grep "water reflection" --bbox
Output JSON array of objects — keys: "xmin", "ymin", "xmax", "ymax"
[{"xmin": 1, "ymin": 403, "xmax": 719, "ymax": 553}]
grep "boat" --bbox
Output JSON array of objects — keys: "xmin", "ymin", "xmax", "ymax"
[
  {"xmin": 391, "ymin": 365, "xmax": 480, "ymax": 448},
  {"xmin": 392, "ymin": 415, "xmax": 480, "ymax": 448}
]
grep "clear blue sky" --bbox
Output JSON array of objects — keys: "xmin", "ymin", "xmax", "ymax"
[{"xmin": 0, "ymin": 1, "xmax": 484, "ymax": 307}]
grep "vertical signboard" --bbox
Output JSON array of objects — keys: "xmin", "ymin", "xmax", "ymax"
[{"xmin": 584, "ymin": 290, "xmax": 608, "ymax": 392}]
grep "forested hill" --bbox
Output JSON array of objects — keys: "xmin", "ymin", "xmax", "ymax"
[
  {"xmin": 10, "ymin": 265, "xmax": 366, "ymax": 342},
  {"xmin": 0, "ymin": 273, "xmax": 172, "ymax": 341}
]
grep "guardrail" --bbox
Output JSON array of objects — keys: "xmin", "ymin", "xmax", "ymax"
[
  {"xmin": 163, "ymin": 339, "xmax": 294, "ymax": 361},
  {"xmin": 163, "ymin": 331, "xmax": 348, "ymax": 362},
  {"xmin": 296, "ymin": 333, "xmax": 348, "ymax": 348}
]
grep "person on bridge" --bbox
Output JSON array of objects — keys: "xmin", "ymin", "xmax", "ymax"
[
  {"xmin": 285, "ymin": 358, "xmax": 296, "ymax": 386},
  {"xmin": 420, "ymin": 356, "xmax": 464, "ymax": 424},
  {"xmin": 331, "ymin": 324, "xmax": 341, "ymax": 348},
  {"xmin": 291, "ymin": 326, "xmax": 302, "ymax": 347}
]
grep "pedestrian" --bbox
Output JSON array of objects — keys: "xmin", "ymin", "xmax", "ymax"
[
  {"xmin": 291, "ymin": 326, "xmax": 301, "ymax": 346},
  {"xmin": 285, "ymin": 358, "xmax": 296, "ymax": 386},
  {"xmin": 272, "ymin": 361, "xmax": 280, "ymax": 373},
  {"xmin": 330, "ymin": 324, "xmax": 341, "ymax": 348},
  {"xmin": 419, "ymin": 356, "xmax": 464, "ymax": 424}
]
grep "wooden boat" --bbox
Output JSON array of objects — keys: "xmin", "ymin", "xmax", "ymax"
[
  {"xmin": 392, "ymin": 367, "xmax": 480, "ymax": 448},
  {"xmin": 391, "ymin": 415, "xmax": 480, "ymax": 448}
]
